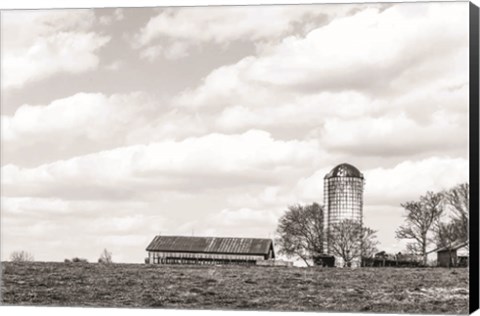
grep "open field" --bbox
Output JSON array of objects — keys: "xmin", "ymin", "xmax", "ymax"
[{"xmin": 1, "ymin": 262, "xmax": 469, "ymax": 313}]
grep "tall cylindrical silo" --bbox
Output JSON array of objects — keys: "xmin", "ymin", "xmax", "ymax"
[{"xmin": 323, "ymin": 163, "xmax": 364, "ymax": 266}]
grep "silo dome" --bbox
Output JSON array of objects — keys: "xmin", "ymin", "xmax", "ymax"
[{"xmin": 324, "ymin": 163, "xmax": 364, "ymax": 179}]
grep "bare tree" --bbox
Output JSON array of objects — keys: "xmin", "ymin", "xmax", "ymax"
[
  {"xmin": 396, "ymin": 191, "xmax": 444, "ymax": 265},
  {"xmin": 443, "ymin": 183, "xmax": 469, "ymax": 243},
  {"xmin": 405, "ymin": 242, "xmax": 421, "ymax": 256},
  {"xmin": 328, "ymin": 219, "xmax": 377, "ymax": 267},
  {"xmin": 361, "ymin": 226, "xmax": 379, "ymax": 259},
  {"xmin": 98, "ymin": 248, "xmax": 113, "ymax": 264},
  {"xmin": 435, "ymin": 220, "xmax": 463, "ymax": 248},
  {"xmin": 10, "ymin": 250, "xmax": 34, "ymax": 262},
  {"xmin": 276, "ymin": 202, "xmax": 324, "ymax": 266}
]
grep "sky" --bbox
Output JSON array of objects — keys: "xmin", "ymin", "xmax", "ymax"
[{"xmin": 0, "ymin": 2, "xmax": 470, "ymax": 263}]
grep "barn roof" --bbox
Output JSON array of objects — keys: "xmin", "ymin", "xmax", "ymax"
[
  {"xmin": 436, "ymin": 240, "xmax": 469, "ymax": 253},
  {"xmin": 428, "ymin": 239, "xmax": 469, "ymax": 253},
  {"xmin": 146, "ymin": 235, "xmax": 275, "ymax": 257}
]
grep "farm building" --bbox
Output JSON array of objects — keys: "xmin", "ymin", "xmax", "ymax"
[
  {"xmin": 146, "ymin": 235, "xmax": 275, "ymax": 265},
  {"xmin": 435, "ymin": 240, "xmax": 469, "ymax": 267},
  {"xmin": 323, "ymin": 163, "xmax": 364, "ymax": 267}
]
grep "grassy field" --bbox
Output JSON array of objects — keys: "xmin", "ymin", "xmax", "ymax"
[{"xmin": 1, "ymin": 262, "xmax": 469, "ymax": 314}]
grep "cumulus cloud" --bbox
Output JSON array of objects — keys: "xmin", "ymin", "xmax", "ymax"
[
  {"xmin": 171, "ymin": 2, "xmax": 468, "ymax": 158},
  {"xmin": 132, "ymin": 4, "xmax": 367, "ymax": 61},
  {"xmin": 2, "ymin": 130, "xmax": 322, "ymax": 199},
  {"xmin": 2, "ymin": 10, "xmax": 110, "ymax": 90},
  {"xmin": 363, "ymin": 157, "xmax": 469, "ymax": 206},
  {"xmin": 240, "ymin": 4, "xmax": 467, "ymax": 93},
  {"xmin": 175, "ymin": 3, "xmax": 467, "ymax": 102},
  {"xmin": 320, "ymin": 111, "xmax": 468, "ymax": 157},
  {"xmin": 1, "ymin": 92, "xmax": 158, "ymax": 166}
]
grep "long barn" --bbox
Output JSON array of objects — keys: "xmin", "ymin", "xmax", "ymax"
[{"xmin": 146, "ymin": 235, "xmax": 275, "ymax": 265}]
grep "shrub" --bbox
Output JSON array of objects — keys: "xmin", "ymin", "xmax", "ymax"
[
  {"xmin": 98, "ymin": 249, "xmax": 113, "ymax": 264},
  {"xmin": 10, "ymin": 251, "xmax": 34, "ymax": 262}
]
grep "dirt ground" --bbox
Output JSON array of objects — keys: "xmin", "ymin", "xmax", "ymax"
[{"xmin": 0, "ymin": 262, "xmax": 469, "ymax": 314}]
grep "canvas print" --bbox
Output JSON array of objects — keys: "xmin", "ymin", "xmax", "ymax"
[{"xmin": 0, "ymin": 1, "xmax": 477, "ymax": 314}]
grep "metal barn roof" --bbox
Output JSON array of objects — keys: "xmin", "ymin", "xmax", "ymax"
[
  {"xmin": 436, "ymin": 240, "xmax": 469, "ymax": 253},
  {"xmin": 426, "ymin": 239, "xmax": 469, "ymax": 254},
  {"xmin": 146, "ymin": 235, "xmax": 274, "ymax": 257}
]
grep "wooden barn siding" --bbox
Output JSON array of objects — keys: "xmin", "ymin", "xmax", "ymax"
[
  {"xmin": 438, "ymin": 250, "xmax": 457, "ymax": 267},
  {"xmin": 148, "ymin": 251, "xmax": 265, "ymax": 264}
]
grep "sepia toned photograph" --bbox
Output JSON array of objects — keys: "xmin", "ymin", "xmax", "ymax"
[{"xmin": 1, "ymin": 1, "xmax": 478, "ymax": 315}]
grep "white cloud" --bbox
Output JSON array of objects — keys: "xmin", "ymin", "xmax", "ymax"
[
  {"xmin": 363, "ymin": 157, "xmax": 469, "ymax": 206},
  {"xmin": 2, "ymin": 92, "xmax": 157, "ymax": 166},
  {"xmin": 214, "ymin": 90, "xmax": 378, "ymax": 133},
  {"xmin": 3, "ymin": 92, "xmax": 154, "ymax": 142},
  {"xmin": 133, "ymin": 4, "xmax": 359, "ymax": 60},
  {"xmin": 2, "ymin": 130, "xmax": 321, "ymax": 199},
  {"xmin": 237, "ymin": 4, "xmax": 467, "ymax": 92},
  {"xmin": 2, "ymin": 10, "xmax": 110, "ymax": 89},
  {"xmin": 174, "ymin": 3, "xmax": 467, "ymax": 104},
  {"xmin": 320, "ymin": 111, "xmax": 468, "ymax": 157},
  {"xmin": 170, "ymin": 2, "xmax": 468, "ymax": 159},
  {"xmin": 136, "ymin": 6, "xmax": 309, "ymax": 45},
  {"xmin": 294, "ymin": 168, "xmax": 331, "ymax": 201}
]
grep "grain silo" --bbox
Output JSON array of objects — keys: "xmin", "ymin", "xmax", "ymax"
[{"xmin": 323, "ymin": 163, "xmax": 364, "ymax": 266}]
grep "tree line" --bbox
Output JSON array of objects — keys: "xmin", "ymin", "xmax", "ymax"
[
  {"xmin": 9, "ymin": 248, "xmax": 113, "ymax": 264},
  {"xmin": 395, "ymin": 183, "xmax": 469, "ymax": 265},
  {"xmin": 275, "ymin": 182, "xmax": 469, "ymax": 267},
  {"xmin": 275, "ymin": 202, "xmax": 378, "ymax": 267}
]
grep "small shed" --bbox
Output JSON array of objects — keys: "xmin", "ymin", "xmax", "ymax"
[
  {"xmin": 146, "ymin": 235, "xmax": 275, "ymax": 265},
  {"xmin": 435, "ymin": 240, "xmax": 469, "ymax": 267}
]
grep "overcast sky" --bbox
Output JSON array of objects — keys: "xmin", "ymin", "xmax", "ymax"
[{"xmin": 0, "ymin": 2, "xmax": 470, "ymax": 263}]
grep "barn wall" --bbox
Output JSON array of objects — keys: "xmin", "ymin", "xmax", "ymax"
[
  {"xmin": 148, "ymin": 251, "xmax": 265, "ymax": 264},
  {"xmin": 437, "ymin": 250, "xmax": 457, "ymax": 267}
]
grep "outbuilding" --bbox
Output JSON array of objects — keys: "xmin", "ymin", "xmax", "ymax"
[
  {"xmin": 435, "ymin": 240, "xmax": 469, "ymax": 267},
  {"xmin": 146, "ymin": 235, "xmax": 275, "ymax": 265}
]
